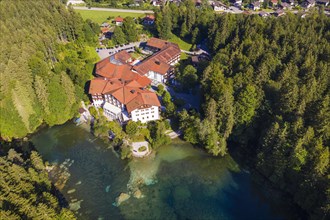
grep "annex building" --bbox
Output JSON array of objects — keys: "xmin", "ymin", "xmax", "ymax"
[{"xmin": 89, "ymin": 38, "xmax": 181, "ymax": 123}]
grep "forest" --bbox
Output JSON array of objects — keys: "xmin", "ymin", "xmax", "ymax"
[
  {"xmin": 0, "ymin": 0, "xmax": 100, "ymax": 140},
  {"xmin": 0, "ymin": 144, "xmax": 75, "ymax": 219},
  {"xmin": 156, "ymin": 2, "xmax": 329, "ymax": 219}
]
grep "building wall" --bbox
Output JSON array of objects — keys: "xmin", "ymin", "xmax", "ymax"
[
  {"xmin": 92, "ymin": 94, "xmax": 104, "ymax": 107},
  {"xmin": 147, "ymin": 71, "xmax": 164, "ymax": 84},
  {"xmin": 131, "ymin": 106, "xmax": 159, "ymax": 123}
]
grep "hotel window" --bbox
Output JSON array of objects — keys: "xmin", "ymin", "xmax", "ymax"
[
  {"xmin": 151, "ymin": 111, "xmax": 154, "ymax": 113},
  {"xmin": 136, "ymin": 114, "xmax": 139, "ymax": 116}
]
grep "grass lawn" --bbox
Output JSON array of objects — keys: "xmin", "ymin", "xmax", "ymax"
[
  {"xmin": 168, "ymin": 34, "xmax": 192, "ymax": 51},
  {"xmin": 180, "ymin": 52, "xmax": 188, "ymax": 60},
  {"xmin": 75, "ymin": 9, "xmax": 146, "ymax": 24}
]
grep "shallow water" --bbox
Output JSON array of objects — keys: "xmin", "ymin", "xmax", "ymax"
[{"xmin": 31, "ymin": 123, "xmax": 285, "ymax": 220}]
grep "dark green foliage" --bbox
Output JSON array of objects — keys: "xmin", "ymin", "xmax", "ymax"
[
  {"xmin": 112, "ymin": 26, "xmax": 127, "ymax": 45},
  {"xmin": 156, "ymin": 1, "xmax": 214, "ymax": 44},
  {"xmin": 179, "ymin": 65, "xmax": 198, "ymax": 90},
  {"xmin": 0, "ymin": 0, "xmax": 99, "ymax": 140},
  {"xmin": 0, "ymin": 149, "xmax": 76, "ymax": 219},
  {"xmin": 176, "ymin": 12, "xmax": 329, "ymax": 218},
  {"xmin": 125, "ymin": 121, "xmax": 139, "ymax": 136},
  {"xmin": 93, "ymin": 115, "xmax": 125, "ymax": 144},
  {"xmin": 148, "ymin": 121, "xmax": 171, "ymax": 148},
  {"xmin": 162, "ymin": 91, "xmax": 176, "ymax": 116},
  {"xmin": 157, "ymin": 84, "xmax": 165, "ymax": 96},
  {"xmin": 122, "ymin": 17, "xmax": 139, "ymax": 42}
]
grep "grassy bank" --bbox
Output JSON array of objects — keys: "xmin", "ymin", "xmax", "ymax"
[
  {"xmin": 75, "ymin": 9, "xmax": 146, "ymax": 24},
  {"xmin": 168, "ymin": 34, "xmax": 192, "ymax": 51}
]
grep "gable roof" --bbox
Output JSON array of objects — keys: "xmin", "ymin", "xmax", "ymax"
[
  {"xmin": 126, "ymin": 90, "xmax": 160, "ymax": 113},
  {"xmin": 114, "ymin": 50, "xmax": 132, "ymax": 63},
  {"xmin": 89, "ymin": 78, "xmax": 108, "ymax": 94},
  {"xmin": 133, "ymin": 43, "xmax": 180, "ymax": 75},
  {"xmin": 146, "ymin": 37, "xmax": 169, "ymax": 50}
]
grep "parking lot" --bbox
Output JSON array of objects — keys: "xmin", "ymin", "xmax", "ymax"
[{"xmin": 96, "ymin": 41, "xmax": 143, "ymax": 59}]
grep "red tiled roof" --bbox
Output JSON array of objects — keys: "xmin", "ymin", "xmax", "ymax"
[
  {"xmin": 89, "ymin": 78, "xmax": 108, "ymax": 94},
  {"xmin": 133, "ymin": 44, "xmax": 180, "ymax": 75},
  {"xmin": 114, "ymin": 50, "xmax": 132, "ymax": 63},
  {"xmin": 144, "ymin": 15, "xmax": 155, "ymax": 21},
  {"xmin": 126, "ymin": 90, "xmax": 160, "ymax": 113},
  {"xmin": 89, "ymin": 38, "xmax": 179, "ymax": 112},
  {"xmin": 133, "ymin": 59, "xmax": 171, "ymax": 75},
  {"xmin": 115, "ymin": 17, "xmax": 124, "ymax": 22},
  {"xmin": 101, "ymin": 27, "xmax": 110, "ymax": 33},
  {"xmin": 146, "ymin": 37, "xmax": 169, "ymax": 50}
]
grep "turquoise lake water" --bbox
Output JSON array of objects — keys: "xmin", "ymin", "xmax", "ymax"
[{"xmin": 31, "ymin": 122, "xmax": 287, "ymax": 220}]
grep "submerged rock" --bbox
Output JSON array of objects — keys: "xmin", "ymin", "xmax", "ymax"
[
  {"xmin": 115, "ymin": 193, "xmax": 130, "ymax": 206},
  {"xmin": 67, "ymin": 189, "xmax": 76, "ymax": 194},
  {"xmin": 69, "ymin": 200, "xmax": 82, "ymax": 211},
  {"xmin": 75, "ymin": 181, "xmax": 82, "ymax": 185},
  {"xmin": 133, "ymin": 189, "xmax": 144, "ymax": 199},
  {"xmin": 105, "ymin": 185, "xmax": 111, "ymax": 193}
]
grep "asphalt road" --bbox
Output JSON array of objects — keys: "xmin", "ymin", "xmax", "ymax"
[{"xmin": 73, "ymin": 6, "xmax": 154, "ymax": 14}]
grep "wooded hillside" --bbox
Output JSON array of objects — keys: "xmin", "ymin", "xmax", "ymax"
[
  {"xmin": 0, "ymin": 0, "xmax": 99, "ymax": 140},
  {"xmin": 156, "ymin": 2, "xmax": 329, "ymax": 218},
  {"xmin": 0, "ymin": 148, "xmax": 76, "ymax": 219}
]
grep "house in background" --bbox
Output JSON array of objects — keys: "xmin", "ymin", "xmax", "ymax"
[
  {"xmin": 212, "ymin": 1, "xmax": 228, "ymax": 11},
  {"xmin": 152, "ymin": 0, "xmax": 163, "ymax": 6},
  {"xmin": 114, "ymin": 17, "xmax": 124, "ymax": 26},
  {"xmin": 316, "ymin": 0, "xmax": 329, "ymax": 6},
  {"xmin": 286, "ymin": 0, "xmax": 297, "ymax": 6},
  {"xmin": 259, "ymin": 11, "xmax": 270, "ymax": 17},
  {"xmin": 143, "ymin": 15, "xmax": 155, "ymax": 25},
  {"xmin": 271, "ymin": 0, "xmax": 278, "ymax": 7},
  {"xmin": 250, "ymin": 1, "xmax": 261, "ymax": 10},
  {"xmin": 66, "ymin": 0, "xmax": 85, "ymax": 5},
  {"xmin": 302, "ymin": 0, "xmax": 315, "ymax": 8},
  {"xmin": 274, "ymin": 9, "xmax": 285, "ymax": 16},
  {"xmin": 233, "ymin": 0, "xmax": 242, "ymax": 6},
  {"xmin": 280, "ymin": 2, "xmax": 292, "ymax": 9}
]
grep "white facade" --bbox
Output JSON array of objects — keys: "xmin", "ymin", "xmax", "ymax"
[
  {"xmin": 92, "ymin": 94, "xmax": 104, "ymax": 107},
  {"xmin": 67, "ymin": 0, "xmax": 85, "ymax": 6},
  {"xmin": 131, "ymin": 106, "xmax": 159, "ymax": 123},
  {"xmin": 147, "ymin": 71, "xmax": 164, "ymax": 84},
  {"xmin": 214, "ymin": 5, "xmax": 227, "ymax": 11},
  {"xmin": 103, "ymin": 102, "xmax": 122, "ymax": 120}
]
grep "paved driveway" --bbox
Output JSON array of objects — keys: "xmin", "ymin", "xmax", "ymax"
[{"xmin": 166, "ymin": 86, "xmax": 201, "ymax": 111}]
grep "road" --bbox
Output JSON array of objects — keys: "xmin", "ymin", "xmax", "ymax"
[{"xmin": 72, "ymin": 6, "xmax": 154, "ymax": 14}]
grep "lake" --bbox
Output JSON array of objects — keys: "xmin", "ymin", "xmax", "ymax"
[{"xmin": 31, "ymin": 122, "xmax": 287, "ymax": 220}]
